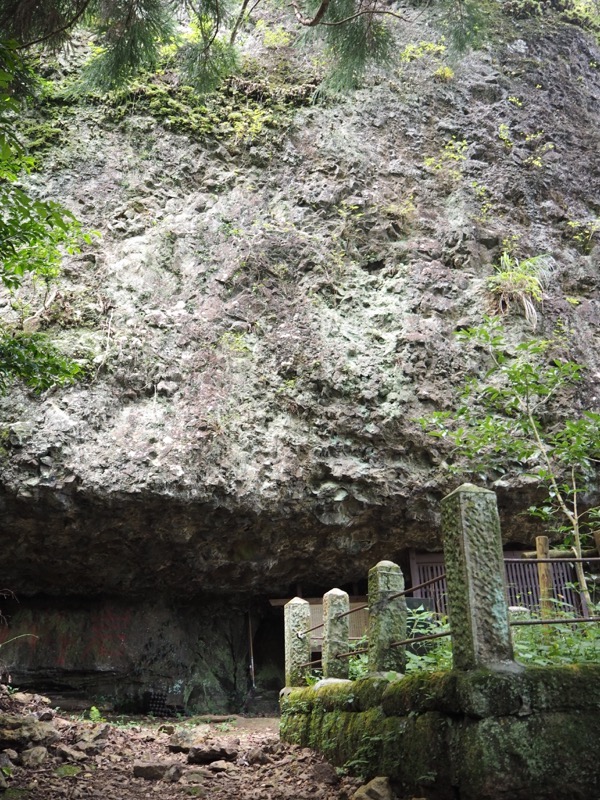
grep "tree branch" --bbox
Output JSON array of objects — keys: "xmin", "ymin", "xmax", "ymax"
[
  {"xmin": 16, "ymin": 0, "xmax": 92, "ymax": 49},
  {"xmin": 230, "ymin": 0, "xmax": 264, "ymax": 44},
  {"xmin": 289, "ymin": 0, "xmax": 333, "ymax": 27},
  {"xmin": 289, "ymin": 0, "xmax": 410, "ymax": 26}
]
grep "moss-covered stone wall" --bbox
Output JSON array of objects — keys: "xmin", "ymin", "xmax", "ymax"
[{"xmin": 280, "ymin": 666, "xmax": 600, "ymax": 800}]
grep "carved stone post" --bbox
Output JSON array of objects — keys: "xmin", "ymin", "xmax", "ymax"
[
  {"xmin": 322, "ymin": 588, "xmax": 350, "ymax": 679},
  {"xmin": 441, "ymin": 483, "xmax": 519, "ymax": 672},
  {"xmin": 367, "ymin": 560, "xmax": 407, "ymax": 673},
  {"xmin": 284, "ymin": 597, "xmax": 311, "ymax": 687}
]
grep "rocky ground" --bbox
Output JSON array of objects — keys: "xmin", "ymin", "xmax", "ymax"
[{"xmin": 0, "ymin": 687, "xmax": 403, "ymax": 800}]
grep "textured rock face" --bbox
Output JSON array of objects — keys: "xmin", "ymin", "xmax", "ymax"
[{"xmin": 1, "ymin": 18, "xmax": 600, "ymax": 608}]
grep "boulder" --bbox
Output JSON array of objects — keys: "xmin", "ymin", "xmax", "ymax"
[
  {"xmin": 352, "ymin": 776, "xmax": 394, "ymax": 800},
  {"xmin": 187, "ymin": 742, "xmax": 238, "ymax": 764}
]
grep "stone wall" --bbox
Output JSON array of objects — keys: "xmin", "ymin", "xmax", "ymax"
[
  {"xmin": 280, "ymin": 666, "xmax": 600, "ymax": 800},
  {"xmin": 0, "ymin": 595, "xmax": 259, "ymax": 713}
]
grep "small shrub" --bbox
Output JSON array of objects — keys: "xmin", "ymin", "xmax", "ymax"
[
  {"xmin": 565, "ymin": 218, "xmax": 599, "ymax": 254},
  {"xmin": 88, "ymin": 705, "xmax": 105, "ymax": 723},
  {"xmin": 434, "ymin": 65, "xmax": 454, "ymax": 82},
  {"xmin": 487, "ymin": 252, "xmax": 550, "ymax": 330}
]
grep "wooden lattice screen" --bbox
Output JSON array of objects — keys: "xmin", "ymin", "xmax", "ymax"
[{"xmin": 409, "ymin": 550, "xmax": 582, "ymax": 615}]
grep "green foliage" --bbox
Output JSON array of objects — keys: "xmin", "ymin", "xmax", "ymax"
[
  {"xmin": 82, "ymin": 58, "xmax": 314, "ymax": 146},
  {"xmin": 0, "ymin": 0, "xmax": 508, "ymax": 94},
  {"xmin": 88, "ymin": 705, "xmax": 105, "ymax": 722},
  {"xmin": 420, "ymin": 317, "xmax": 600, "ymax": 602},
  {"xmin": 54, "ymin": 764, "xmax": 83, "ymax": 778},
  {"xmin": 320, "ymin": 6, "xmax": 396, "ymax": 91},
  {"xmin": 512, "ymin": 607, "xmax": 600, "ymax": 665},
  {"xmin": 0, "ymin": 46, "xmax": 85, "ymax": 290},
  {"xmin": 420, "ymin": 318, "xmax": 598, "ymax": 480},
  {"xmin": 0, "ymin": 333, "xmax": 82, "ymax": 392},
  {"xmin": 423, "ymin": 137, "xmax": 467, "ymax": 185},
  {"xmin": 565, "ymin": 218, "xmax": 599, "ymax": 255},
  {"xmin": 399, "ymin": 39, "xmax": 447, "ymax": 62},
  {"xmin": 81, "ymin": 0, "xmax": 176, "ymax": 88},
  {"xmin": 255, "ymin": 20, "xmax": 293, "ymax": 49},
  {"xmin": 346, "ymin": 603, "xmax": 599, "ymax": 675},
  {"xmin": 498, "ymin": 122, "xmax": 512, "ymax": 148},
  {"xmin": 0, "ymin": 42, "xmax": 87, "ymax": 393},
  {"xmin": 487, "ymin": 252, "xmax": 549, "ymax": 330},
  {"xmin": 434, "ymin": 65, "xmax": 454, "ymax": 81},
  {"xmin": 175, "ymin": 18, "xmax": 240, "ymax": 94}
]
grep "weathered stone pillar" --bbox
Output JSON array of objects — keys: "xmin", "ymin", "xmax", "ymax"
[
  {"xmin": 284, "ymin": 597, "xmax": 311, "ymax": 686},
  {"xmin": 367, "ymin": 560, "xmax": 407, "ymax": 673},
  {"xmin": 441, "ymin": 483, "xmax": 519, "ymax": 672},
  {"xmin": 322, "ymin": 588, "xmax": 350, "ymax": 679}
]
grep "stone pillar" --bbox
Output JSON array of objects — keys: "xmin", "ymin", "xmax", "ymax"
[
  {"xmin": 322, "ymin": 588, "xmax": 350, "ymax": 679},
  {"xmin": 367, "ymin": 560, "xmax": 407, "ymax": 674},
  {"xmin": 441, "ymin": 483, "xmax": 519, "ymax": 672},
  {"xmin": 284, "ymin": 597, "xmax": 311, "ymax": 687}
]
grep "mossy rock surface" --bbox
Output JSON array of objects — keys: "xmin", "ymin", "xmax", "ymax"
[
  {"xmin": 453, "ymin": 712, "xmax": 600, "ymax": 800},
  {"xmin": 381, "ymin": 664, "xmax": 600, "ymax": 718},
  {"xmin": 281, "ymin": 665, "xmax": 600, "ymax": 798}
]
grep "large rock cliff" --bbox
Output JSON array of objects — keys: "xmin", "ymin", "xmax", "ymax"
[{"xmin": 1, "ymin": 9, "xmax": 599, "ymax": 708}]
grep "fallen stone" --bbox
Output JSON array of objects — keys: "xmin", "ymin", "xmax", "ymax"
[
  {"xmin": 311, "ymin": 762, "xmax": 339, "ymax": 785},
  {"xmin": 32, "ymin": 694, "xmax": 52, "ymax": 706},
  {"xmin": 352, "ymin": 776, "xmax": 393, "ymax": 800},
  {"xmin": 78, "ymin": 724, "xmax": 111, "ymax": 742},
  {"xmin": 187, "ymin": 742, "xmax": 238, "ymax": 764},
  {"xmin": 163, "ymin": 764, "xmax": 183, "ymax": 782},
  {"xmin": 75, "ymin": 739, "xmax": 108, "ymax": 755},
  {"xmin": 0, "ymin": 752, "xmax": 13, "ymax": 770},
  {"xmin": 168, "ymin": 725, "xmax": 211, "ymax": 753},
  {"xmin": 56, "ymin": 744, "xmax": 87, "ymax": 762},
  {"xmin": 11, "ymin": 693, "xmax": 33, "ymax": 705},
  {"xmin": 133, "ymin": 761, "xmax": 171, "ymax": 780},
  {"xmin": 0, "ymin": 714, "xmax": 59, "ymax": 750},
  {"xmin": 158, "ymin": 724, "xmax": 176, "ymax": 735},
  {"xmin": 20, "ymin": 746, "xmax": 48, "ymax": 767},
  {"xmin": 246, "ymin": 747, "xmax": 270, "ymax": 765},
  {"xmin": 0, "ymin": 772, "xmax": 7, "ymax": 791},
  {"xmin": 207, "ymin": 759, "xmax": 236, "ymax": 772},
  {"xmin": 183, "ymin": 767, "xmax": 213, "ymax": 782}
]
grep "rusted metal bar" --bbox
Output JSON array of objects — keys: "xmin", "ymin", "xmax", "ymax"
[
  {"xmin": 298, "ymin": 656, "xmax": 323, "ymax": 668},
  {"xmin": 329, "ymin": 570, "xmax": 446, "ymax": 621},
  {"xmin": 311, "ymin": 636, "xmax": 364, "ymax": 641},
  {"xmin": 296, "ymin": 572, "xmax": 450, "ymax": 639},
  {"xmin": 390, "ymin": 629, "xmax": 452, "ymax": 648},
  {"xmin": 296, "ymin": 621, "xmax": 324, "ymax": 638},
  {"xmin": 388, "ymin": 572, "xmax": 447, "ymax": 602},
  {"xmin": 335, "ymin": 602, "xmax": 369, "ymax": 619},
  {"xmin": 510, "ymin": 616, "xmax": 600, "ymax": 627},
  {"xmin": 335, "ymin": 646, "xmax": 369, "ymax": 660}
]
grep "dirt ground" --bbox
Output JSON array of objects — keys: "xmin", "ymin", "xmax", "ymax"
[{"xmin": 0, "ymin": 690, "xmax": 372, "ymax": 800}]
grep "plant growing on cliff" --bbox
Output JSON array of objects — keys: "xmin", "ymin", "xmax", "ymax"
[
  {"xmin": 0, "ymin": 43, "xmax": 87, "ymax": 391},
  {"xmin": 487, "ymin": 252, "xmax": 549, "ymax": 330},
  {"xmin": 420, "ymin": 317, "xmax": 600, "ymax": 605}
]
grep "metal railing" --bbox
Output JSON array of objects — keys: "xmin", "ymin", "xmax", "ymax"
[
  {"xmin": 296, "ymin": 555, "xmax": 600, "ymax": 670},
  {"xmin": 298, "ymin": 572, "xmax": 449, "ymax": 668}
]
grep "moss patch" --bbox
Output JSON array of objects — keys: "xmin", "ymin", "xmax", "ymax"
[
  {"xmin": 54, "ymin": 765, "xmax": 83, "ymax": 777},
  {"xmin": 281, "ymin": 665, "xmax": 600, "ymax": 797}
]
